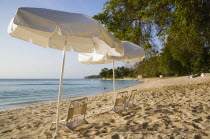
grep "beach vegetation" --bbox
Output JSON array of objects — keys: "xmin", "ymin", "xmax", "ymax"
[
  {"xmin": 99, "ymin": 66, "xmax": 135, "ymax": 79},
  {"xmin": 84, "ymin": 75, "xmax": 100, "ymax": 79},
  {"xmin": 94, "ymin": 0, "xmax": 210, "ymax": 77}
]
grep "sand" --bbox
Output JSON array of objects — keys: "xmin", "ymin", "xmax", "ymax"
[{"xmin": 0, "ymin": 74, "xmax": 210, "ymax": 139}]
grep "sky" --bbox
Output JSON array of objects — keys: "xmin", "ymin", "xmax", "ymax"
[{"xmin": 0, "ymin": 0, "xmax": 128, "ymax": 79}]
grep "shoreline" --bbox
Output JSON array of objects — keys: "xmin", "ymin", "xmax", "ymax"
[
  {"xmin": 101, "ymin": 78, "xmax": 139, "ymax": 81},
  {"xmin": 1, "ymin": 74, "xmax": 208, "ymax": 113},
  {"xmin": 0, "ymin": 79, "xmax": 141, "ymax": 112},
  {"xmin": 0, "ymin": 75, "xmax": 210, "ymax": 138}
]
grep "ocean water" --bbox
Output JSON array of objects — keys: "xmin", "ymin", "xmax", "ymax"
[{"xmin": 0, "ymin": 79, "xmax": 141, "ymax": 111}]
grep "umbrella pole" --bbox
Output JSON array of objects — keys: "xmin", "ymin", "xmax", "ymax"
[
  {"xmin": 112, "ymin": 61, "xmax": 116, "ymax": 104},
  {"xmin": 56, "ymin": 47, "xmax": 66, "ymax": 135}
]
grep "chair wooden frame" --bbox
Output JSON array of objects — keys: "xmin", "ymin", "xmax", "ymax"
[
  {"xmin": 112, "ymin": 91, "xmax": 129, "ymax": 114},
  {"xmin": 126, "ymin": 89, "xmax": 138, "ymax": 108},
  {"xmin": 50, "ymin": 97, "xmax": 89, "ymax": 131}
]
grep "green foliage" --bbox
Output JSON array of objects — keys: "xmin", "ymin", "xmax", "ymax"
[
  {"xmin": 95, "ymin": 0, "xmax": 210, "ymax": 77},
  {"xmin": 93, "ymin": 0, "xmax": 158, "ymax": 58},
  {"xmin": 99, "ymin": 68, "xmax": 109, "ymax": 78},
  {"xmin": 135, "ymin": 57, "xmax": 160, "ymax": 77},
  {"xmin": 84, "ymin": 75, "xmax": 100, "ymax": 79},
  {"xmin": 159, "ymin": 46, "xmax": 187, "ymax": 76},
  {"xmin": 99, "ymin": 66, "xmax": 135, "ymax": 79}
]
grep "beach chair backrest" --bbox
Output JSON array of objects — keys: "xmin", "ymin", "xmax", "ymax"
[
  {"xmin": 114, "ymin": 91, "xmax": 128, "ymax": 106},
  {"xmin": 129, "ymin": 89, "xmax": 137, "ymax": 102},
  {"xmin": 66, "ymin": 97, "xmax": 88, "ymax": 121}
]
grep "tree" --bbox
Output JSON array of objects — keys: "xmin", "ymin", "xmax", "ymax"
[
  {"xmin": 93, "ymin": 0, "xmax": 159, "ymax": 58},
  {"xmin": 99, "ymin": 66, "xmax": 136, "ymax": 78},
  {"xmin": 136, "ymin": 57, "xmax": 160, "ymax": 77},
  {"xmin": 164, "ymin": 1, "xmax": 210, "ymax": 74},
  {"xmin": 159, "ymin": 46, "xmax": 187, "ymax": 76},
  {"xmin": 99, "ymin": 68, "xmax": 109, "ymax": 78},
  {"xmin": 94, "ymin": 0, "xmax": 210, "ymax": 76}
]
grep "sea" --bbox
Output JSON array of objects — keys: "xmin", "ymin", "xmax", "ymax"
[{"xmin": 0, "ymin": 79, "xmax": 141, "ymax": 111}]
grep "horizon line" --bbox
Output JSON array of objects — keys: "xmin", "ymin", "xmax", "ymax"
[{"xmin": 0, "ymin": 78, "xmax": 86, "ymax": 80}]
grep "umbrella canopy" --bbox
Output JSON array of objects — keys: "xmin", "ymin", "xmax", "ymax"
[
  {"xmin": 8, "ymin": 7, "xmax": 123, "ymax": 56},
  {"xmin": 8, "ymin": 7, "xmax": 124, "ymax": 135},
  {"xmin": 78, "ymin": 41, "xmax": 145, "ymax": 64}
]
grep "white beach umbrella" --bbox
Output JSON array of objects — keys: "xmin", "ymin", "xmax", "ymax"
[
  {"xmin": 8, "ymin": 7, "xmax": 124, "ymax": 135},
  {"xmin": 79, "ymin": 41, "xmax": 145, "ymax": 101}
]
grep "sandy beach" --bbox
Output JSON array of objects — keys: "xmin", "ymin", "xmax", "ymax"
[{"xmin": 0, "ymin": 74, "xmax": 210, "ymax": 139}]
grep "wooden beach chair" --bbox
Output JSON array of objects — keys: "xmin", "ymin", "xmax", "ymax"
[
  {"xmin": 100, "ymin": 91, "xmax": 134, "ymax": 114},
  {"xmin": 50, "ymin": 97, "xmax": 89, "ymax": 132},
  {"xmin": 112, "ymin": 91, "xmax": 129, "ymax": 114},
  {"xmin": 125, "ymin": 89, "xmax": 138, "ymax": 108}
]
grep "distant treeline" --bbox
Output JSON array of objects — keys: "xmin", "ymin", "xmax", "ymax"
[
  {"xmin": 99, "ymin": 66, "xmax": 136, "ymax": 79},
  {"xmin": 84, "ymin": 75, "xmax": 100, "ymax": 79},
  {"xmin": 93, "ymin": 0, "xmax": 210, "ymax": 77}
]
